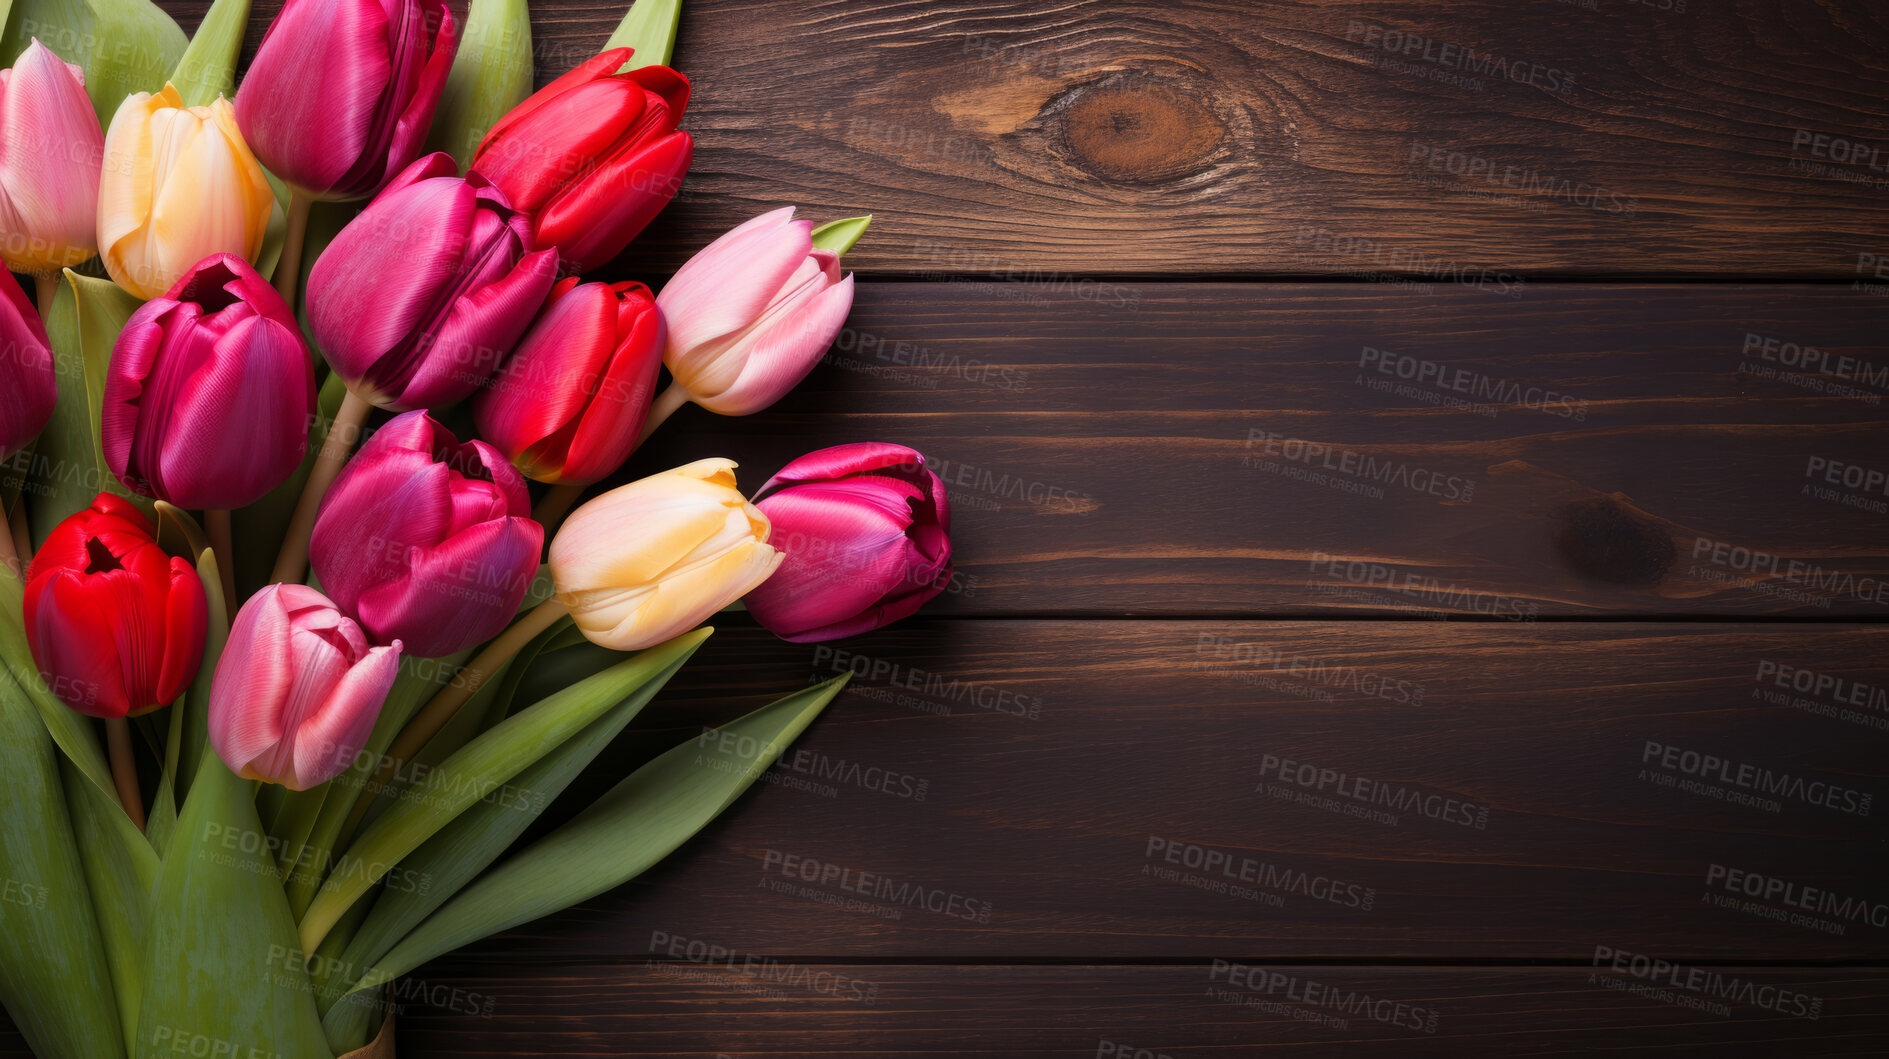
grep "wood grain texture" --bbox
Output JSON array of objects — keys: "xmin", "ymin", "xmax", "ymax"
[
  {"xmin": 401, "ymin": 621, "xmax": 1889, "ymax": 965},
  {"xmin": 158, "ymin": 0, "xmax": 1889, "ymax": 276},
  {"xmin": 374, "ymin": 965, "xmax": 1889, "ymax": 1056},
  {"xmin": 633, "ymin": 282, "xmax": 1889, "ymax": 618}
]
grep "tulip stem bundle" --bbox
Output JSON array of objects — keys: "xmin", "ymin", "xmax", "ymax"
[
  {"xmin": 274, "ymin": 190, "xmax": 314, "ymax": 308},
  {"xmin": 344, "ymin": 596, "xmax": 569, "ymax": 834},
  {"xmin": 271, "ymin": 390, "xmax": 374, "ymax": 586},
  {"xmin": 105, "ymin": 717, "xmax": 145, "ymax": 831}
]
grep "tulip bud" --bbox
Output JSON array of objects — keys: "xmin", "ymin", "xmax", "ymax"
[
  {"xmin": 469, "ymin": 47, "xmax": 692, "ymax": 272},
  {"xmin": 657, "ymin": 207, "xmax": 854, "ymax": 416},
  {"xmin": 23, "ymin": 495, "xmax": 208, "ymax": 718},
  {"xmin": 97, "ymin": 86, "xmax": 275, "ymax": 299},
  {"xmin": 311, "ymin": 410, "xmax": 542, "ymax": 657},
  {"xmin": 0, "ymin": 41, "xmax": 104, "ymax": 272},
  {"xmin": 102, "ymin": 254, "xmax": 317, "ymax": 510},
  {"xmin": 744, "ymin": 444, "xmax": 953, "ymax": 642},
  {"xmin": 209, "ymin": 584, "xmax": 401, "ymax": 789},
  {"xmin": 308, "ymin": 152, "xmax": 558, "ymax": 410},
  {"xmin": 235, "ymin": 0, "xmax": 458, "ymax": 200},
  {"xmin": 473, "ymin": 277, "xmax": 664, "ymax": 486},
  {"xmin": 0, "ymin": 268, "xmax": 55, "ymax": 459},
  {"xmin": 549, "ymin": 458, "xmax": 780, "ymax": 651}
]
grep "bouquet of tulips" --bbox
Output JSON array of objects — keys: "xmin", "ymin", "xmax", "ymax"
[{"xmin": 0, "ymin": 0, "xmax": 956, "ymax": 1055}]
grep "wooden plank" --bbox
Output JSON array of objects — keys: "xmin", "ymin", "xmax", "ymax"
[
  {"xmin": 157, "ymin": 0, "xmax": 1889, "ymax": 276},
  {"xmin": 372, "ymin": 965, "xmax": 1889, "ymax": 1056},
  {"xmin": 424, "ymin": 621, "xmax": 1889, "ymax": 964},
  {"xmin": 633, "ymin": 282, "xmax": 1889, "ymax": 618}
]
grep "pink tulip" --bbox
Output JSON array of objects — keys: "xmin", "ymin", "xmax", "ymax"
[
  {"xmin": 473, "ymin": 277, "xmax": 664, "ymax": 485},
  {"xmin": 235, "ymin": 0, "xmax": 457, "ymax": 200},
  {"xmin": 310, "ymin": 410, "xmax": 542, "ymax": 656},
  {"xmin": 0, "ymin": 267, "xmax": 55, "ymax": 459},
  {"xmin": 656, "ymin": 207, "xmax": 855, "ymax": 416},
  {"xmin": 209, "ymin": 584, "xmax": 401, "ymax": 789},
  {"xmin": 0, "ymin": 40, "xmax": 103, "ymax": 272},
  {"xmin": 308, "ymin": 152, "xmax": 557, "ymax": 410},
  {"xmin": 102, "ymin": 254, "xmax": 316, "ymax": 510},
  {"xmin": 744, "ymin": 443, "xmax": 952, "ymax": 642}
]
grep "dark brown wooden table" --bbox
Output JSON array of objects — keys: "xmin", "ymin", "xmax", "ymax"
[{"xmin": 9, "ymin": 0, "xmax": 1889, "ymax": 1054}]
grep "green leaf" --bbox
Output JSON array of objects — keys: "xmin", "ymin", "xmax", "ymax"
[
  {"xmin": 425, "ymin": 0, "xmax": 532, "ymax": 168},
  {"xmin": 315, "ymin": 635, "xmax": 671, "ymax": 1045},
  {"xmin": 167, "ymin": 0, "xmax": 247, "ymax": 107},
  {"xmin": 3, "ymin": 0, "xmax": 188, "ymax": 127},
  {"xmin": 134, "ymin": 586, "xmax": 329, "ymax": 1059},
  {"xmin": 339, "ymin": 673, "xmax": 848, "ymax": 1003},
  {"xmin": 28, "ymin": 270, "xmax": 148, "ymax": 546},
  {"xmin": 811, "ymin": 215, "xmax": 871, "ymax": 256},
  {"xmin": 298, "ymin": 628, "xmax": 713, "ymax": 954},
  {"xmin": 135, "ymin": 749, "xmax": 331, "ymax": 1059},
  {"xmin": 605, "ymin": 0, "xmax": 680, "ymax": 70},
  {"xmin": 283, "ymin": 641, "xmax": 477, "ymax": 918},
  {"xmin": 0, "ymin": 669, "xmax": 127, "ymax": 1059},
  {"xmin": 60, "ymin": 756, "xmax": 156, "ymax": 1056}
]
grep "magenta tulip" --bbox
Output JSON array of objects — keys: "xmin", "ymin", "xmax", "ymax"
[
  {"xmin": 473, "ymin": 277, "xmax": 664, "ymax": 485},
  {"xmin": 0, "ymin": 267, "xmax": 55, "ymax": 459},
  {"xmin": 308, "ymin": 152, "xmax": 557, "ymax": 410},
  {"xmin": 235, "ymin": 0, "xmax": 457, "ymax": 200},
  {"xmin": 310, "ymin": 410, "xmax": 542, "ymax": 656},
  {"xmin": 744, "ymin": 443, "xmax": 952, "ymax": 642},
  {"xmin": 209, "ymin": 584, "xmax": 401, "ymax": 789},
  {"xmin": 101, "ymin": 254, "xmax": 316, "ymax": 510},
  {"xmin": 656, "ymin": 207, "xmax": 854, "ymax": 416},
  {"xmin": 24, "ymin": 495, "xmax": 208, "ymax": 718}
]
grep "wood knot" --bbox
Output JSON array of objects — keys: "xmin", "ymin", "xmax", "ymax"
[
  {"xmin": 1552, "ymin": 498, "xmax": 1676, "ymax": 586},
  {"xmin": 1047, "ymin": 72, "xmax": 1226, "ymax": 184}
]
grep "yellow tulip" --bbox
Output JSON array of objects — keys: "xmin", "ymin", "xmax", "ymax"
[
  {"xmin": 98, "ymin": 85, "xmax": 273, "ymax": 300},
  {"xmin": 549, "ymin": 458, "xmax": 782, "ymax": 651}
]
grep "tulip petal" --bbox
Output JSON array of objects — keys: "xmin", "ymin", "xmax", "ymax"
[
  {"xmin": 27, "ymin": 571, "xmax": 131, "ymax": 717},
  {"xmin": 236, "ymin": 0, "xmax": 393, "ymax": 194},
  {"xmin": 210, "ymin": 585, "xmax": 299, "ymax": 773},
  {"xmin": 473, "ymin": 47, "xmax": 631, "ymax": 159},
  {"xmin": 353, "ymin": 515, "xmax": 540, "ymax": 656},
  {"xmin": 705, "ymin": 272, "xmax": 854, "ymax": 415},
  {"xmin": 657, "ymin": 206, "xmax": 806, "ymax": 359},
  {"xmin": 392, "ymin": 245, "xmax": 555, "ymax": 409},
  {"xmin": 0, "ymin": 41, "xmax": 103, "ymax": 271},
  {"xmin": 289, "ymin": 642, "xmax": 401, "ymax": 788},
  {"xmin": 534, "ymin": 128, "xmax": 690, "ymax": 271},
  {"xmin": 309, "ymin": 174, "xmax": 473, "ymax": 395},
  {"xmin": 745, "ymin": 480, "xmax": 917, "ymax": 635}
]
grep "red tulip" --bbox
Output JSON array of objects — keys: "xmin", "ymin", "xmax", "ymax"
[
  {"xmin": 473, "ymin": 277, "xmax": 664, "ymax": 485},
  {"xmin": 744, "ymin": 444, "xmax": 952, "ymax": 642},
  {"xmin": 102, "ymin": 254, "xmax": 316, "ymax": 510},
  {"xmin": 0, "ymin": 266, "xmax": 55, "ymax": 459},
  {"xmin": 235, "ymin": 0, "xmax": 457, "ymax": 200},
  {"xmin": 307, "ymin": 152, "xmax": 557, "ymax": 410},
  {"xmin": 310, "ymin": 411, "xmax": 542, "ymax": 657},
  {"xmin": 23, "ymin": 495, "xmax": 208, "ymax": 718},
  {"xmin": 470, "ymin": 47, "xmax": 692, "ymax": 272}
]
